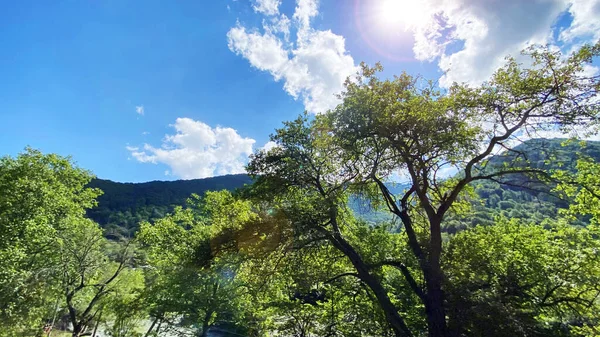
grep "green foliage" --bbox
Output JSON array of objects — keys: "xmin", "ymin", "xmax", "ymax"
[
  {"xmin": 58, "ymin": 220, "xmax": 137, "ymax": 337},
  {"xmin": 553, "ymin": 156, "xmax": 600, "ymax": 336},
  {"xmin": 3, "ymin": 41, "xmax": 600, "ymax": 337},
  {"xmin": 447, "ymin": 139, "xmax": 600, "ymax": 231},
  {"xmin": 137, "ymin": 190, "xmax": 257, "ymax": 337},
  {"xmin": 0, "ymin": 148, "xmax": 101, "ymax": 335},
  {"xmin": 87, "ymin": 174, "xmax": 252, "ymax": 235},
  {"xmin": 445, "ymin": 219, "xmax": 600, "ymax": 336},
  {"xmin": 245, "ymin": 42, "xmax": 600, "ymax": 337},
  {"xmin": 555, "ymin": 156, "xmax": 600, "ymax": 223},
  {"xmin": 235, "ymin": 214, "xmax": 408, "ymax": 337},
  {"xmin": 0, "ymin": 148, "xmax": 142, "ymax": 337},
  {"xmin": 103, "ymin": 268, "xmax": 146, "ymax": 337}
]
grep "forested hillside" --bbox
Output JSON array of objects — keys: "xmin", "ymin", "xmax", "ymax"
[
  {"xmin": 347, "ymin": 138, "xmax": 600, "ymax": 230},
  {"xmin": 446, "ymin": 138, "xmax": 600, "ymax": 232},
  {"xmin": 86, "ymin": 174, "xmax": 252, "ymax": 236},
  {"xmin": 87, "ymin": 139, "xmax": 600, "ymax": 237}
]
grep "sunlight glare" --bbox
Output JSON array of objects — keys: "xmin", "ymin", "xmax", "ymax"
[{"xmin": 376, "ymin": 0, "xmax": 426, "ymax": 31}]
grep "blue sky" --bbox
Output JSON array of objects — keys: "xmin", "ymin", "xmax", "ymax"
[{"xmin": 1, "ymin": 0, "xmax": 599, "ymax": 182}]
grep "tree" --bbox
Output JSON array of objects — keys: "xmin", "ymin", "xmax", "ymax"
[
  {"xmin": 0, "ymin": 148, "xmax": 102, "ymax": 336},
  {"xmin": 444, "ymin": 218, "xmax": 600, "ymax": 336},
  {"xmin": 555, "ymin": 154, "xmax": 600, "ymax": 223},
  {"xmin": 247, "ymin": 42, "xmax": 600, "ymax": 337},
  {"xmin": 137, "ymin": 191, "xmax": 255, "ymax": 337},
  {"xmin": 102, "ymin": 266, "xmax": 147, "ymax": 337},
  {"xmin": 58, "ymin": 219, "xmax": 135, "ymax": 337},
  {"xmin": 235, "ymin": 220, "xmax": 398, "ymax": 337},
  {"xmin": 0, "ymin": 148, "xmax": 143, "ymax": 337},
  {"xmin": 550, "ymin": 154, "xmax": 600, "ymax": 336}
]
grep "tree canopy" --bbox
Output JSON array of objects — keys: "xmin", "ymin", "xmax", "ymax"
[
  {"xmin": 0, "ymin": 149, "xmax": 138, "ymax": 337},
  {"xmin": 246, "ymin": 42, "xmax": 600, "ymax": 337}
]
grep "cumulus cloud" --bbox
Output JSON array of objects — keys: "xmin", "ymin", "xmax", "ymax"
[
  {"xmin": 229, "ymin": 0, "xmax": 600, "ymax": 113},
  {"xmin": 261, "ymin": 140, "xmax": 278, "ymax": 152},
  {"xmin": 293, "ymin": 0, "xmax": 319, "ymax": 29},
  {"xmin": 127, "ymin": 118, "xmax": 256, "ymax": 179},
  {"xmin": 560, "ymin": 0, "xmax": 600, "ymax": 43},
  {"xmin": 408, "ymin": 0, "xmax": 568, "ymax": 87},
  {"xmin": 398, "ymin": 0, "xmax": 600, "ymax": 87},
  {"xmin": 227, "ymin": 0, "xmax": 358, "ymax": 113},
  {"xmin": 135, "ymin": 105, "xmax": 144, "ymax": 115},
  {"xmin": 253, "ymin": 0, "xmax": 281, "ymax": 16}
]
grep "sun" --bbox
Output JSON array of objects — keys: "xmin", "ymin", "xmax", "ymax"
[
  {"xmin": 354, "ymin": 0, "xmax": 430, "ymax": 60},
  {"xmin": 375, "ymin": 0, "xmax": 426, "ymax": 31}
]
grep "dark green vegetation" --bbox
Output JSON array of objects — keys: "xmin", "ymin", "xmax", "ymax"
[
  {"xmin": 445, "ymin": 138, "xmax": 600, "ymax": 232},
  {"xmin": 90, "ymin": 139, "xmax": 600, "ymax": 235},
  {"xmin": 87, "ymin": 174, "xmax": 252, "ymax": 236},
  {"xmin": 2, "ymin": 43, "xmax": 600, "ymax": 337}
]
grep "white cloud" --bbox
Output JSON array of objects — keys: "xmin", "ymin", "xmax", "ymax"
[
  {"xmin": 230, "ymin": 0, "xmax": 600, "ymax": 110},
  {"xmin": 293, "ymin": 0, "xmax": 319, "ymax": 30},
  {"xmin": 227, "ymin": 0, "xmax": 358, "ymax": 113},
  {"xmin": 136, "ymin": 105, "xmax": 145, "ymax": 115},
  {"xmin": 253, "ymin": 0, "xmax": 281, "ymax": 16},
  {"xmin": 265, "ymin": 14, "xmax": 291, "ymax": 41},
  {"xmin": 142, "ymin": 131, "xmax": 150, "ymax": 135},
  {"xmin": 560, "ymin": 0, "xmax": 600, "ymax": 43},
  {"xmin": 227, "ymin": 26, "xmax": 289, "ymax": 74},
  {"xmin": 127, "ymin": 118, "xmax": 256, "ymax": 179},
  {"xmin": 261, "ymin": 140, "xmax": 278, "ymax": 152},
  {"xmin": 407, "ymin": 0, "xmax": 600, "ymax": 87}
]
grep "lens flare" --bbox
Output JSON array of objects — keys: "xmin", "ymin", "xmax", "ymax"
[
  {"xmin": 377, "ymin": 0, "xmax": 424, "ymax": 30},
  {"xmin": 354, "ymin": 0, "xmax": 430, "ymax": 62}
]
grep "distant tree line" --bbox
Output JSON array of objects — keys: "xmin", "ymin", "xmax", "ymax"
[{"xmin": 86, "ymin": 174, "xmax": 252, "ymax": 236}]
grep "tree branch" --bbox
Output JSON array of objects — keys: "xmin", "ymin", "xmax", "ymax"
[
  {"xmin": 370, "ymin": 261, "xmax": 427, "ymax": 303},
  {"xmin": 324, "ymin": 272, "xmax": 360, "ymax": 284}
]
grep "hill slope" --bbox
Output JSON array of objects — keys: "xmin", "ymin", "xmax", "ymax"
[
  {"xmin": 354, "ymin": 138, "xmax": 600, "ymax": 227},
  {"xmin": 87, "ymin": 174, "xmax": 252, "ymax": 236},
  {"xmin": 87, "ymin": 139, "xmax": 600, "ymax": 236},
  {"xmin": 445, "ymin": 138, "xmax": 600, "ymax": 232}
]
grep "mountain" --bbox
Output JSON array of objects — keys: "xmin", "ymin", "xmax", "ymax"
[
  {"xmin": 87, "ymin": 139, "xmax": 600, "ymax": 237},
  {"xmin": 444, "ymin": 138, "xmax": 600, "ymax": 232},
  {"xmin": 352, "ymin": 138, "xmax": 600, "ymax": 227},
  {"xmin": 86, "ymin": 174, "xmax": 252, "ymax": 236}
]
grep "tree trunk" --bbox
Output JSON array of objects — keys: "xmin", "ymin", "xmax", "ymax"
[
  {"xmin": 200, "ymin": 310, "xmax": 213, "ymax": 337},
  {"xmin": 329, "ymin": 232, "xmax": 413, "ymax": 337},
  {"xmin": 91, "ymin": 309, "xmax": 102, "ymax": 337},
  {"xmin": 71, "ymin": 323, "xmax": 86, "ymax": 337},
  {"xmin": 424, "ymin": 275, "xmax": 447, "ymax": 337},
  {"xmin": 379, "ymin": 180, "xmax": 450, "ymax": 337},
  {"xmin": 155, "ymin": 320, "xmax": 163, "ymax": 335},
  {"xmin": 423, "ymin": 217, "xmax": 448, "ymax": 337},
  {"xmin": 362, "ymin": 270, "xmax": 411, "ymax": 337},
  {"xmin": 144, "ymin": 316, "xmax": 160, "ymax": 337}
]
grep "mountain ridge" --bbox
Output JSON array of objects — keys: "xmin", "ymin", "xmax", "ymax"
[
  {"xmin": 86, "ymin": 173, "xmax": 253, "ymax": 236},
  {"xmin": 88, "ymin": 138, "xmax": 600, "ymax": 236}
]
